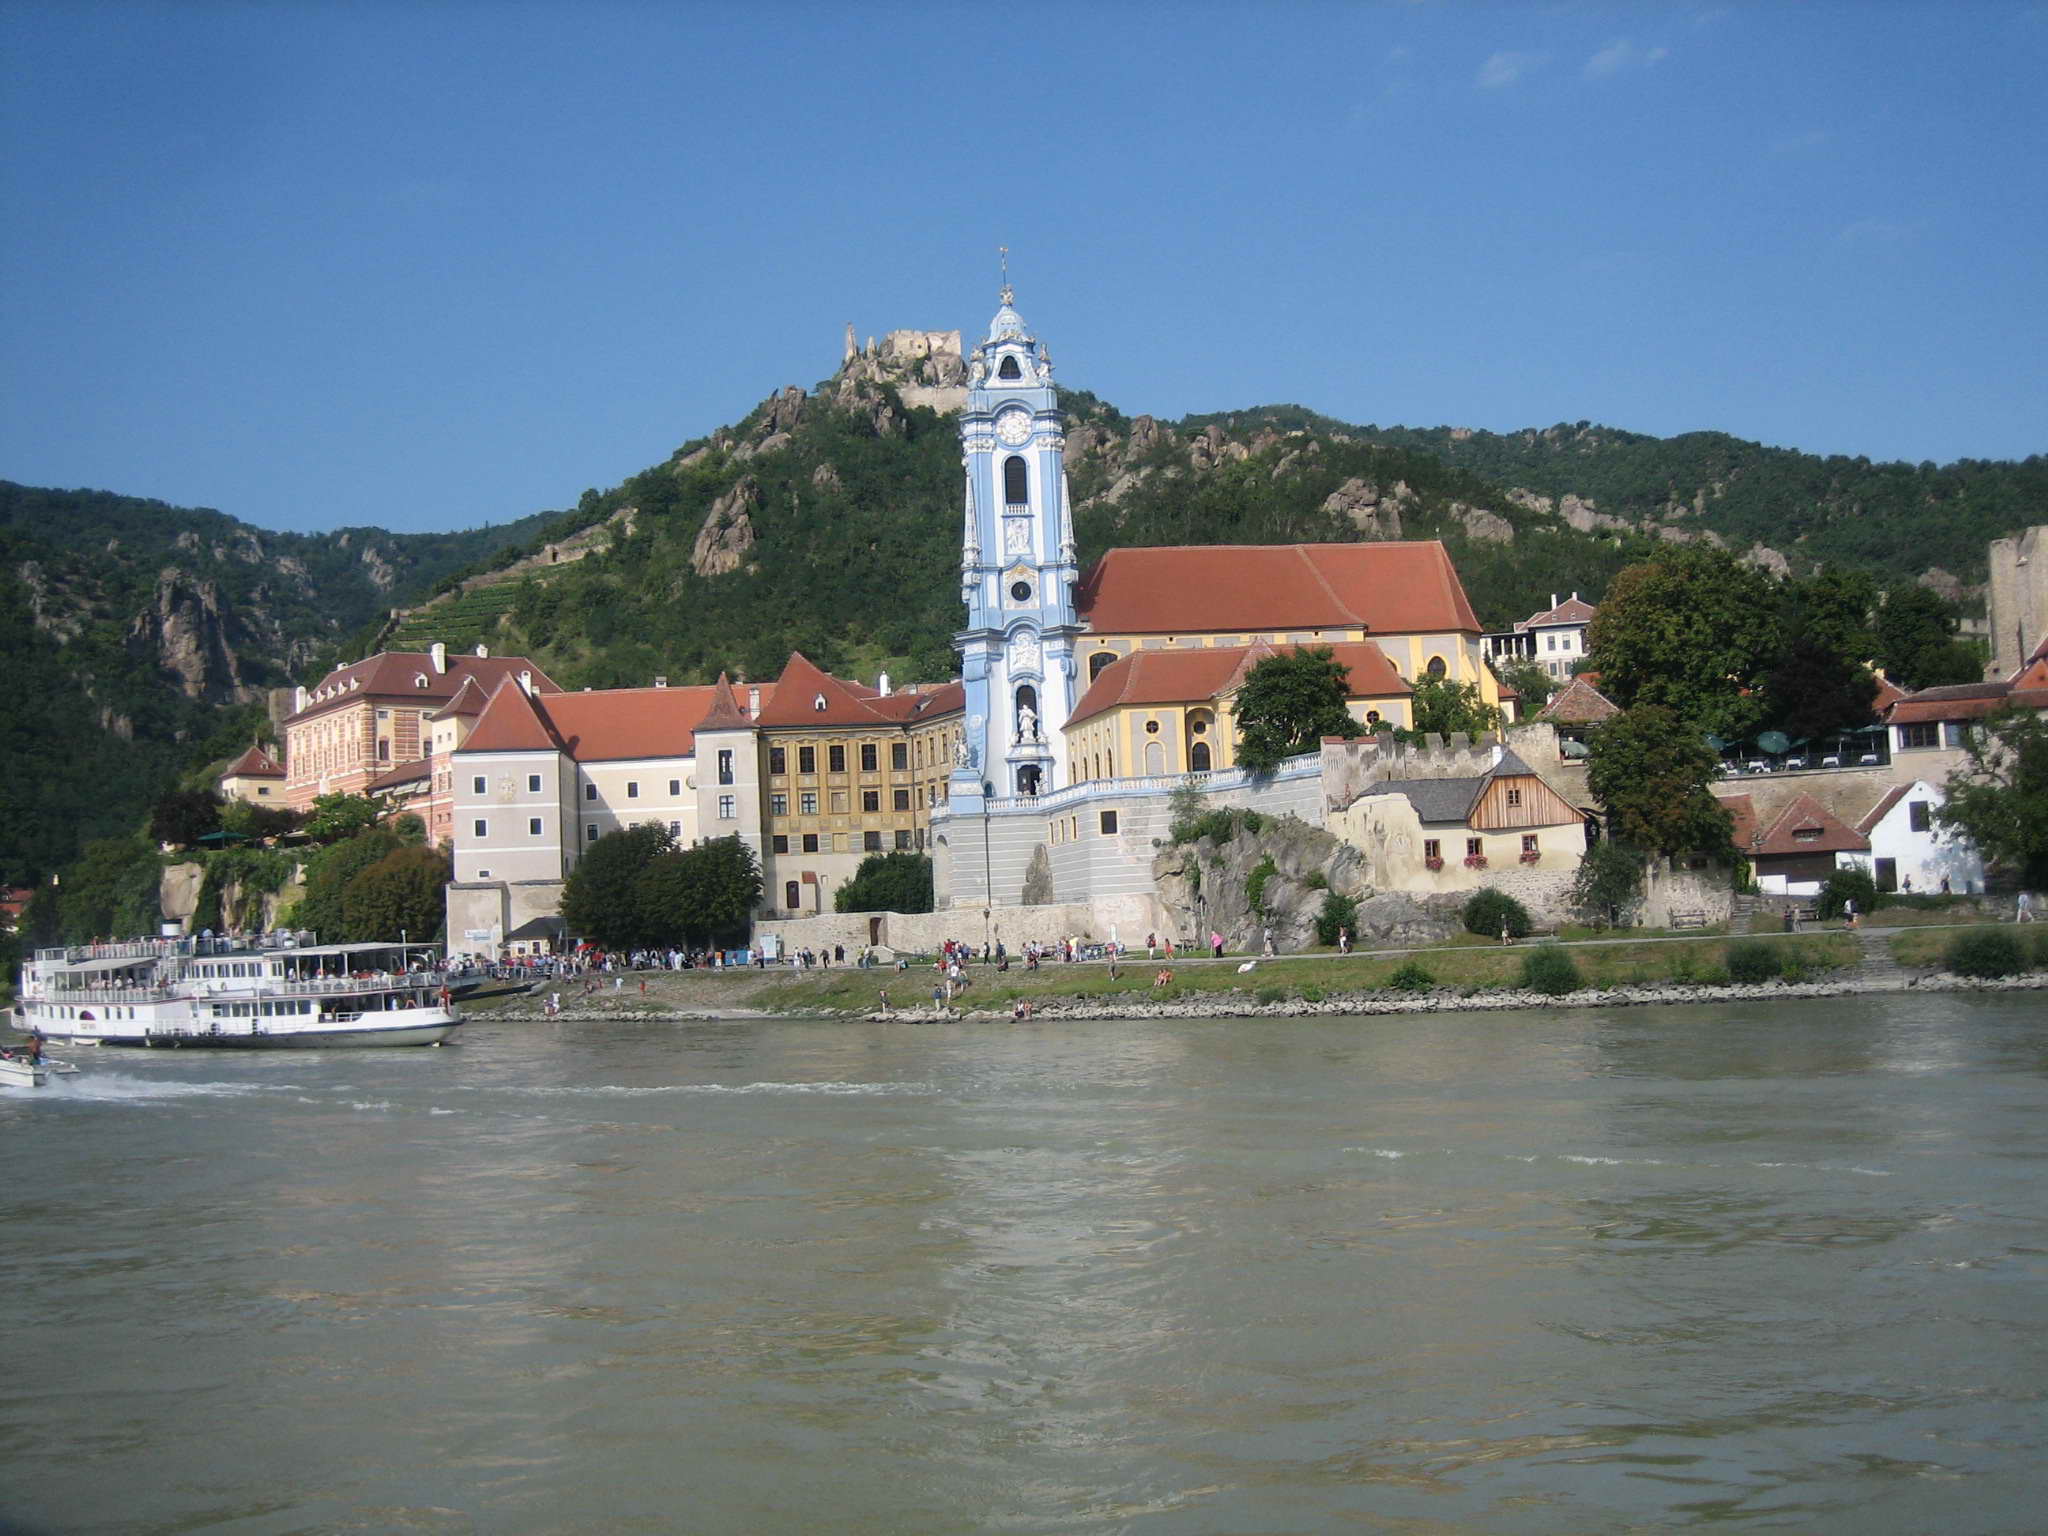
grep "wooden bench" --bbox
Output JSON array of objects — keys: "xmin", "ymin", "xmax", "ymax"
[{"xmin": 1669, "ymin": 910, "xmax": 1709, "ymax": 930}]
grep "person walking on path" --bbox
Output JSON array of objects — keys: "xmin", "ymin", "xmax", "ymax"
[
  {"xmin": 1209, "ymin": 930, "xmax": 1224, "ymax": 958},
  {"xmin": 2018, "ymin": 891, "xmax": 2035, "ymax": 923}
]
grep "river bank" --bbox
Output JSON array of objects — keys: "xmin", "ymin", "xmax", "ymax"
[{"xmin": 469, "ymin": 922, "xmax": 2048, "ymax": 1025}]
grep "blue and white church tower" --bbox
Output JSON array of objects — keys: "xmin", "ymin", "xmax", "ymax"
[{"xmin": 947, "ymin": 281, "xmax": 1082, "ymax": 815}]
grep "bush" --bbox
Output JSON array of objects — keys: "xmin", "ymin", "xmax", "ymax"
[
  {"xmin": 2032, "ymin": 928, "xmax": 2048, "ymax": 966},
  {"xmin": 1945, "ymin": 928, "xmax": 2028, "ymax": 980},
  {"xmin": 1519, "ymin": 943, "xmax": 1581, "ymax": 995},
  {"xmin": 1255, "ymin": 986, "xmax": 1286, "ymax": 1005},
  {"xmin": 1303, "ymin": 870, "xmax": 1328, "ymax": 891},
  {"xmin": 1300, "ymin": 985, "xmax": 1324, "ymax": 1003},
  {"xmin": 1314, "ymin": 889, "xmax": 1358, "ymax": 946},
  {"xmin": 1724, "ymin": 939, "xmax": 1784, "ymax": 984},
  {"xmin": 1816, "ymin": 867, "xmax": 1881, "ymax": 922},
  {"xmin": 1246, "ymin": 855, "xmax": 1279, "ymax": 915},
  {"xmin": 1384, "ymin": 959, "xmax": 1435, "ymax": 992},
  {"xmin": 1463, "ymin": 888, "xmax": 1532, "ymax": 940}
]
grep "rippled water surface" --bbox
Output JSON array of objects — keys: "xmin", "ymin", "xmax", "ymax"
[{"xmin": 5, "ymin": 996, "xmax": 2047, "ymax": 1534}]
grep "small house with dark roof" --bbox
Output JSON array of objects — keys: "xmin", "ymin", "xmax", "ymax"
[
  {"xmin": 1715, "ymin": 776, "xmax": 1983, "ymax": 896},
  {"xmin": 1329, "ymin": 741, "xmax": 1591, "ymax": 899},
  {"xmin": 1533, "ymin": 675, "xmax": 1619, "ymax": 752},
  {"xmin": 218, "ymin": 744, "xmax": 286, "ymax": 804}
]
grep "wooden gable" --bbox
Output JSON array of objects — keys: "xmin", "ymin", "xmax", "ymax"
[{"xmin": 1470, "ymin": 773, "xmax": 1580, "ymax": 831}]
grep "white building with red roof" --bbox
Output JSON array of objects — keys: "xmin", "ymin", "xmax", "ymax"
[
  {"xmin": 218, "ymin": 743, "xmax": 286, "ymax": 804},
  {"xmin": 1482, "ymin": 592, "xmax": 1598, "ymax": 680}
]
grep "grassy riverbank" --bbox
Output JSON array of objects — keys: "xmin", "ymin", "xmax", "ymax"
[{"xmin": 468, "ymin": 928, "xmax": 1873, "ymax": 1018}]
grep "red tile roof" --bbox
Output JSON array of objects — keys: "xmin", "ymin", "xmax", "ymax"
[
  {"xmin": 693, "ymin": 674, "xmax": 753, "ymax": 733},
  {"xmin": 753, "ymin": 653, "xmax": 961, "ymax": 730},
  {"xmin": 1731, "ymin": 791, "xmax": 1868, "ymax": 857},
  {"xmin": 428, "ymin": 675, "xmax": 491, "ymax": 721},
  {"xmin": 458, "ymin": 678, "xmax": 566, "ymax": 755},
  {"xmin": 1886, "ymin": 682, "xmax": 2048, "ymax": 725},
  {"xmin": 1535, "ymin": 676, "xmax": 1619, "ymax": 726},
  {"xmin": 368, "ymin": 758, "xmax": 431, "ymax": 792},
  {"xmin": 223, "ymin": 744, "xmax": 285, "ymax": 778},
  {"xmin": 542, "ymin": 685, "xmax": 756, "ymax": 762},
  {"xmin": 1854, "ymin": 783, "xmax": 1915, "ymax": 837},
  {"xmin": 291, "ymin": 650, "xmax": 561, "ymax": 722},
  {"xmin": 1520, "ymin": 595, "xmax": 1598, "ymax": 629},
  {"xmin": 1075, "ymin": 542, "xmax": 1482, "ymax": 637},
  {"xmin": 1068, "ymin": 640, "xmax": 1409, "ymax": 727}
]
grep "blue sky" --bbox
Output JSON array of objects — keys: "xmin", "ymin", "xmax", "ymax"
[{"xmin": 4, "ymin": 2, "xmax": 2044, "ymax": 535}]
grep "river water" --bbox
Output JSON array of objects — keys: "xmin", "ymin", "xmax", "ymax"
[{"xmin": 4, "ymin": 995, "xmax": 2046, "ymax": 1535}]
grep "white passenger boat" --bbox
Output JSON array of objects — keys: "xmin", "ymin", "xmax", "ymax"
[{"xmin": 17, "ymin": 932, "xmax": 463, "ymax": 1049}]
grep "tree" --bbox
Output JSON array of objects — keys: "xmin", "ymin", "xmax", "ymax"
[
  {"xmin": 302, "ymin": 792, "xmax": 390, "ymax": 845},
  {"xmin": 1937, "ymin": 708, "xmax": 2048, "ymax": 887},
  {"xmin": 1761, "ymin": 631, "xmax": 1881, "ymax": 743},
  {"xmin": 340, "ymin": 845, "xmax": 451, "ymax": 942},
  {"xmin": 561, "ymin": 822, "xmax": 677, "ymax": 948},
  {"xmin": 1586, "ymin": 706, "xmax": 1733, "ymax": 858},
  {"xmin": 1490, "ymin": 657, "xmax": 1558, "ymax": 714},
  {"xmin": 1874, "ymin": 586, "xmax": 1968, "ymax": 690},
  {"xmin": 1585, "ymin": 546, "xmax": 1782, "ymax": 738},
  {"xmin": 635, "ymin": 835, "xmax": 762, "ymax": 947},
  {"xmin": 54, "ymin": 837, "xmax": 165, "ymax": 944},
  {"xmin": 292, "ymin": 828, "xmax": 402, "ymax": 941},
  {"xmin": 220, "ymin": 798, "xmax": 303, "ymax": 841},
  {"xmin": 834, "ymin": 852, "xmax": 934, "ymax": 914},
  {"xmin": 1232, "ymin": 647, "xmax": 1362, "ymax": 772},
  {"xmin": 1569, "ymin": 840, "xmax": 1646, "ymax": 929},
  {"xmin": 149, "ymin": 788, "xmax": 224, "ymax": 849},
  {"xmin": 1408, "ymin": 675, "xmax": 1503, "ymax": 738}
]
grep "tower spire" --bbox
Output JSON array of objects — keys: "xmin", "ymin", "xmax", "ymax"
[{"xmin": 999, "ymin": 245, "xmax": 1013, "ymax": 306}]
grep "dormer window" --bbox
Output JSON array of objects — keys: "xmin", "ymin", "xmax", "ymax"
[
  {"xmin": 998, "ymin": 355, "xmax": 1022, "ymax": 380},
  {"xmin": 414, "ymin": 674, "xmax": 429, "ymax": 687},
  {"xmin": 813, "ymin": 693, "xmax": 827, "ymax": 711}
]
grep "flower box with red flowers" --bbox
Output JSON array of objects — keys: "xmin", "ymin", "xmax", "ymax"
[
  {"xmin": 1519, "ymin": 850, "xmax": 1541, "ymax": 864},
  {"xmin": 1463, "ymin": 854, "xmax": 1488, "ymax": 870},
  {"xmin": 1424, "ymin": 856, "xmax": 1445, "ymax": 871}
]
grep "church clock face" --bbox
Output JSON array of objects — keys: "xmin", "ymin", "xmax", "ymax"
[{"xmin": 995, "ymin": 406, "xmax": 1031, "ymax": 446}]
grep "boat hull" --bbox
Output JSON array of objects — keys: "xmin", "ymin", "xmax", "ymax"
[
  {"xmin": 0, "ymin": 1058, "xmax": 47, "ymax": 1088},
  {"xmin": 43, "ymin": 1020, "xmax": 463, "ymax": 1050}
]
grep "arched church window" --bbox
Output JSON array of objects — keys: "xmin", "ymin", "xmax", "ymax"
[
  {"xmin": 998, "ymin": 355, "xmax": 1022, "ymax": 380},
  {"xmin": 1190, "ymin": 742, "xmax": 1212, "ymax": 771},
  {"xmin": 1426, "ymin": 656, "xmax": 1447, "ymax": 678},
  {"xmin": 1089, "ymin": 652, "xmax": 1117, "ymax": 682},
  {"xmin": 1145, "ymin": 742, "xmax": 1164, "ymax": 775},
  {"xmin": 1003, "ymin": 456, "xmax": 1028, "ymax": 505}
]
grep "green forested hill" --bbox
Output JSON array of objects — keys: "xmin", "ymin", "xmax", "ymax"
[
  {"xmin": 9, "ymin": 346, "xmax": 2043, "ymax": 886},
  {"xmin": 1238, "ymin": 415, "xmax": 2047, "ymax": 587},
  {"xmin": 0, "ymin": 483, "xmax": 553, "ymax": 881}
]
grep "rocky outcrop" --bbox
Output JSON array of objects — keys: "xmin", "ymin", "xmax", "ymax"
[
  {"xmin": 1021, "ymin": 845, "xmax": 1055, "ymax": 905},
  {"xmin": 1320, "ymin": 477, "xmax": 1404, "ymax": 538},
  {"xmin": 692, "ymin": 479, "xmax": 760, "ymax": 578},
  {"xmin": 1449, "ymin": 501, "xmax": 1515, "ymax": 543},
  {"xmin": 1743, "ymin": 544, "xmax": 1791, "ymax": 578},
  {"xmin": 127, "ymin": 568, "xmax": 255, "ymax": 703}
]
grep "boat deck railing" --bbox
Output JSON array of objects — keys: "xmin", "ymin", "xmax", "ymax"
[
  {"xmin": 29, "ymin": 972, "xmax": 447, "ymax": 1004},
  {"xmin": 34, "ymin": 932, "xmax": 322, "ymax": 965}
]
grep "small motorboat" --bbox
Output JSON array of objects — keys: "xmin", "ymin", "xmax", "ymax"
[{"xmin": 0, "ymin": 1053, "xmax": 48, "ymax": 1089}]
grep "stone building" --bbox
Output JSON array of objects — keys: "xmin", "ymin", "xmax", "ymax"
[{"xmin": 1986, "ymin": 525, "xmax": 2048, "ymax": 681}]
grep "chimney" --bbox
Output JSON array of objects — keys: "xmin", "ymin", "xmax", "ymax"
[
  {"xmin": 878, "ymin": 670, "xmax": 891, "ymax": 696},
  {"xmin": 474, "ymin": 643, "xmax": 489, "ymax": 659},
  {"xmin": 1550, "ymin": 594, "xmax": 1558, "ymax": 610},
  {"xmin": 518, "ymin": 670, "xmax": 533, "ymax": 696},
  {"xmin": 748, "ymin": 686, "xmax": 761, "ymax": 718},
  {"xmin": 430, "ymin": 642, "xmax": 446, "ymax": 675},
  {"xmin": 654, "ymin": 676, "xmax": 668, "ymax": 689}
]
